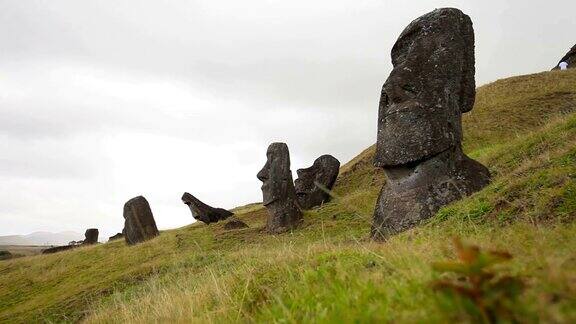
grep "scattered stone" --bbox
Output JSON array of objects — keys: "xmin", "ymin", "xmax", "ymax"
[
  {"xmin": 0, "ymin": 250, "xmax": 12, "ymax": 260},
  {"xmin": 294, "ymin": 154, "xmax": 340, "ymax": 209},
  {"xmin": 257, "ymin": 142, "xmax": 303, "ymax": 233},
  {"xmin": 372, "ymin": 8, "xmax": 490, "ymax": 240},
  {"xmin": 42, "ymin": 245, "xmax": 78, "ymax": 254},
  {"xmin": 123, "ymin": 196, "xmax": 159, "ymax": 245},
  {"xmin": 223, "ymin": 218, "xmax": 249, "ymax": 230},
  {"xmin": 108, "ymin": 233, "xmax": 124, "ymax": 241},
  {"xmin": 553, "ymin": 44, "xmax": 576, "ymax": 70},
  {"xmin": 181, "ymin": 192, "xmax": 233, "ymax": 224},
  {"xmin": 82, "ymin": 228, "xmax": 99, "ymax": 245}
]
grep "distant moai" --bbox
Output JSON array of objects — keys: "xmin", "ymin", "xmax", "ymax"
[
  {"xmin": 371, "ymin": 8, "xmax": 490, "ymax": 240},
  {"xmin": 294, "ymin": 154, "xmax": 340, "ymax": 209},
  {"xmin": 83, "ymin": 228, "xmax": 99, "ymax": 245},
  {"xmin": 123, "ymin": 196, "xmax": 159, "ymax": 245},
  {"xmin": 257, "ymin": 143, "xmax": 303, "ymax": 233},
  {"xmin": 181, "ymin": 192, "xmax": 233, "ymax": 224}
]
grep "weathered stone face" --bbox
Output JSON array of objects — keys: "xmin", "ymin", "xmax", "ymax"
[
  {"xmin": 123, "ymin": 196, "xmax": 159, "ymax": 245},
  {"xmin": 257, "ymin": 143, "xmax": 303, "ymax": 233},
  {"xmin": 181, "ymin": 192, "xmax": 233, "ymax": 224},
  {"xmin": 372, "ymin": 8, "xmax": 490, "ymax": 240},
  {"xmin": 257, "ymin": 143, "xmax": 292, "ymax": 206},
  {"xmin": 375, "ymin": 7, "xmax": 475, "ymax": 167},
  {"xmin": 294, "ymin": 154, "xmax": 340, "ymax": 209},
  {"xmin": 83, "ymin": 228, "xmax": 99, "ymax": 245}
]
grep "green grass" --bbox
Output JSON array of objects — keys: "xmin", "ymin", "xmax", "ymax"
[{"xmin": 1, "ymin": 70, "xmax": 576, "ymax": 323}]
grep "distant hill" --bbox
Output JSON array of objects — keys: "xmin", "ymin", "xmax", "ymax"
[{"xmin": 0, "ymin": 231, "xmax": 82, "ymax": 246}]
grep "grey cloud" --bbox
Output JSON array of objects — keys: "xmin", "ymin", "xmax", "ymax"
[{"xmin": 1, "ymin": 0, "xmax": 575, "ymax": 236}]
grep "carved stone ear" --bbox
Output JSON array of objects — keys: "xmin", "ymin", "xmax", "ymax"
[{"xmin": 458, "ymin": 13, "xmax": 475, "ymax": 113}]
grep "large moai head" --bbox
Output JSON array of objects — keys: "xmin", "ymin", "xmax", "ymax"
[
  {"xmin": 83, "ymin": 228, "xmax": 99, "ymax": 245},
  {"xmin": 123, "ymin": 196, "xmax": 159, "ymax": 245},
  {"xmin": 375, "ymin": 8, "xmax": 475, "ymax": 167},
  {"xmin": 371, "ymin": 8, "xmax": 490, "ymax": 240},
  {"xmin": 294, "ymin": 154, "xmax": 340, "ymax": 209},
  {"xmin": 181, "ymin": 192, "xmax": 233, "ymax": 224},
  {"xmin": 257, "ymin": 143, "xmax": 303, "ymax": 233}
]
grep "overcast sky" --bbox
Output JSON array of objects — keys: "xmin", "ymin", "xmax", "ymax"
[{"xmin": 1, "ymin": 0, "xmax": 573, "ymax": 238}]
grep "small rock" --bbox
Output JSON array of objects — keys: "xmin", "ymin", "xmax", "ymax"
[
  {"xmin": 108, "ymin": 233, "xmax": 124, "ymax": 241},
  {"xmin": 223, "ymin": 218, "xmax": 249, "ymax": 230}
]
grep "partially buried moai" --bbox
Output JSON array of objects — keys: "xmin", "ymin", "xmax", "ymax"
[
  {"xmin": 123, "ymin": 196, "xmax": 160, "ymax": 245},
  {"xmin": 294, "ymin": 155, "xmax": 340, "ymax": 209},
  {"xmin": 83, "ymin": 228, "xmax": 99, "ymax": 245},
  {"xmin": 181, "ymin": 192, "xmax": 233, "ymax": 224},
  {"xmin": 372, "ymin": 8, "xmax": 490, "ymax": 240},
  {"xmin": 257, "ymin": 142, "xmax": 303, "ymax": 233}
]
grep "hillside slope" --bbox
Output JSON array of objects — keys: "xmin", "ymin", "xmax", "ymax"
[{"xmin": 1, "ymin": 70, "xmax": 575, "ymax": 323}]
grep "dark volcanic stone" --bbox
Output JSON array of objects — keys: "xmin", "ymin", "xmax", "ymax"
[
  {"xmin": 372, "ymin": 8, "xmax": 490, "ymax": 240},
  {"xmin": 123, "ymin": 196, "xmax": 159, "ymax": 245},
  {"xmin": 294, "ymin": 154, "xmax": 340, "ymax": 209},
  {"xmin": 181, "ymin": 192, "xmax": 233, "ymax": 224},
  {"xmin": 223, "ymin": 218, "xmax": 249, "ymax": 230},
  {"xmin": 0, "ymin": 250, "xmax": 13, "ymax": 260},
  {"xmin": 108, "ymin": 233, "xmax": 124, "ymax": 241},
  {"xmin": 83, "ymin": 228, "xmax": 99, "ymax": 245},
  {"xmin": 42, "ymin": 245, "xmax": 78, "ymax": 254},
  {"xmin": 257, "ymin": 143, "xmax": 303, "ymax": 233},
  {"xmin": 553, "ymin": 44, "xmax": 576, "ymax": 70}
]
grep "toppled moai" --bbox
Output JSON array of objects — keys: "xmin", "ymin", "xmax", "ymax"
[
  {"xmin": 553, "ymin": 44, "xmax": 576, "ymax": 70},
  {"xmin": 181, "ymin": 192, "xmax": 233, "ymax": 224},
  {"xmin": 123, "ymin": 196, "xmax": 159, "ymax": 245},
  {"xmin": 82, "ymin": 228, "xmax": 99, "ymax": 245},
  {"xmin": 294, "ymin": 154, "xmax": 340, "ymax": 209},
  {"xmin": 371, "ymin": 8, "xmax": 490, "ymax": 240},
  {"xmin": 257, "ymin": 142, "xmax": 303, "ymax": 233},
  {"xmin": 108, "ymin": 233, "xmax": 124, "ymax": 241}
]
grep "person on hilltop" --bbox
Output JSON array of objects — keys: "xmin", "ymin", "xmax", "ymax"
[{"xmin": 559, "ymin": 61, "xmax": 568, "ymax": 70}]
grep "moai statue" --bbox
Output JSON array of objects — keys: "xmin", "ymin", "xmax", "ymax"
[
  {"xmin": 123, "ymin": 196, "xmax": 160, "ymax": 245},
  {"xmin": 372, "ymin": 8, "xmax": 490, "ymax": 240},
  {"xmin": 181, "ymin": 192, "xmax": 233, "ymax": 224},
  {"xmin": 257, "ymin": 142, "xmax": 303, "ymax": 233},
  {"xmin": 83, "ymin": 228, "xmax": 99, "ymax": 245},
  {"xmin": 294, "ymin": 154, "xmax": 340, "ymax": 209}
]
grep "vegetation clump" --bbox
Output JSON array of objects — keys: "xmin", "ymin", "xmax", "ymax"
[{"xmin": 432, "ymin": 237, "xmax": 525, "ymax": 323}]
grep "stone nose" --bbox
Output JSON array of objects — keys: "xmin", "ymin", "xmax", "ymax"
[{"xmin": 257, "ymin": 167, "xmax": 268, "ymax": 182}]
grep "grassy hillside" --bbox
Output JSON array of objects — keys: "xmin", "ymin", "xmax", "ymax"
[{"xmin": 1, "ymin": 70, "xmax": 575, "ymax": 323}]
